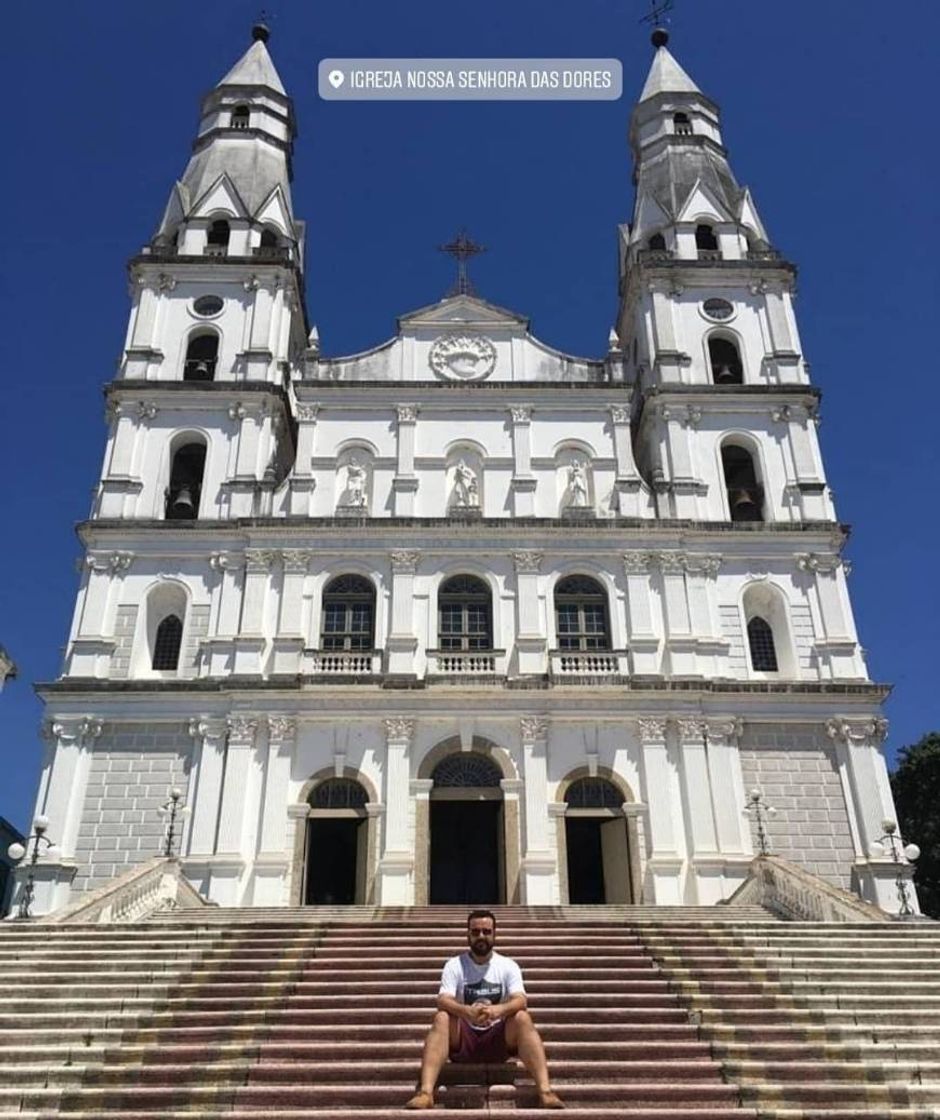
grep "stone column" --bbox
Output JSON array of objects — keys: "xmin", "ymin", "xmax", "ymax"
[
  {"xmin": 378, "ymin": 717, "xmax": 415, "ymax": 903},
  {"xmin": 290, "ymin": 404, "xmax": 319, "ymax": 515},
  {"xmin": 272, "ymin": 550, "xmax": 310, "ymax": 673},
  {"xmin": 254, "ymin": 716, "xmax": 296, "ymax": 906},
  {"xmin": 186, "ymin": 717, "xmax": 228, "ymax": 857},
  {"xmin": 508, "ymin": 406, "xmax": 536, "ymax": 516},
  {"xmin": 637, "ymin": 718, "xmax": 683, "ymax": 904},
  {"xmin": 519, "ymin": 716, "xmax": 553, "ymax": 903},
  {"xmin": 511, "ymin": 551, "xmax": 546, "ymax": 675},
  {"xmin": 393, "ymin": 405, "xmax": 419, "ymax": 516},
  {"xmin": 234, "ymin": 549, "xmax": 274, "ymax": 674},
  {"xmin": 387, "ymin": 551, "xmax": 420, "ymax": 679},
  {"xmin": 622, "ymin": 552, "xmax": 659, "ymax": 675}
]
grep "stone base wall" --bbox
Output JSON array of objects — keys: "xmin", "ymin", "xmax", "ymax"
[
  {"xmin": 73, "ymin": 723, "xmax": 192, "ymax": 894},
  {"xmin": 740, "ymin": 725, "xmax": 855, "ymax": 888}
]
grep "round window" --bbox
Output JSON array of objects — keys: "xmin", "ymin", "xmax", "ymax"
[
  {"xmin": 702, "ymin": 298, "xmax": 734, "ymax": 321},
  {"xmin": 193, "ymin": 295, "xmax": 224, "ymax": 317}
]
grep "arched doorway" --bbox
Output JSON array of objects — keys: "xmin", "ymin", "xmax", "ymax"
[
  {"xmin": 563, "ymin": 776, "xmax": 635, "ymax": 904},
  {"xmin": 304, "ymin": 777, "xmax": 369, "ymax": 904},
  {"xmin": 429, "ymin": 753, "xmax": 504, "ymax": 904}
]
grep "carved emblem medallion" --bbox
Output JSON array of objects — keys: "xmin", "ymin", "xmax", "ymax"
[{"xmin": 429, "ymin": 332, "xmax": 496, "ymax": 381}]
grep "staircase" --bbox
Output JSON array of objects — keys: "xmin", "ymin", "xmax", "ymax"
[{"xmin": 0, "ymin": 906, "xmax": 936, "ymax": 1119}]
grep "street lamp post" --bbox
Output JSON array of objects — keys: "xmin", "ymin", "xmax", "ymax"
[
  {"xmin": 743, "ymin": 789, "xmax": 777, "ymax": 856},
  {"xmin": 869, "ymin": 818, "xmax": 920, "ymax": 918},
  {"xmin": 157, "ymin": 789, "xmax": 190, "ymax": 858},
  {"xmin": 7, "ymin": 816, "xmax": 60, "ymax": 920}
]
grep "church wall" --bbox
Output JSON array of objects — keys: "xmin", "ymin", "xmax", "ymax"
[
  {"xmin": 739, "ymin": 726, "xmax": 856, "ymax": 888},
  {"xmin": 72, "ymin": 722, "xmax": 193, "ymax": 894}
]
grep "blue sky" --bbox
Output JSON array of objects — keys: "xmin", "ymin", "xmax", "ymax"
[{"xmin": 1, "ymin": 1, "xmax": 937, "ymax": 834}]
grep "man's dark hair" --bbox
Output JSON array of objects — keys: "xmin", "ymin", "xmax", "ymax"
[{"xmin": 467, "ymin": 909, "xmax": 496, "ymax": 931}]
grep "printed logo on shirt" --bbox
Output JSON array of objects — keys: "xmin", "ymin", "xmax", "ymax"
[{"xmin": 464, "ymin": 979, "xmax": 503, "ymax": 1006}]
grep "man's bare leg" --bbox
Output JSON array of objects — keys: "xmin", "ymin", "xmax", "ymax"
[
  {"xmin": 405, "ymin": 1011, "xmax": 460, "ymax": 1108},
  {"xmin": 505, "ymin": 1011, "xmax": 564, "ymax": 1108}
]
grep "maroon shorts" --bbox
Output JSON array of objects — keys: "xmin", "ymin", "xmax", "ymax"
[{"xmin": 450, "ymin": 1017, "xmax": 511, "ymax": 1064}]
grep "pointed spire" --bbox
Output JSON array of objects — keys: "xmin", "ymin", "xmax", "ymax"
[
  {"xmin": 639, "ymin": 43, "xmax": 701, "ymax": 102},
  {"xmin": 217, "ymin": 31, "xmax": 286, "ymax": 95}
]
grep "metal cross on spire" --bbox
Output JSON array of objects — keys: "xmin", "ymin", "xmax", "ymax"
[
  {"xmin": 639, "ymin": 0, "xmax": 674, "ymax": 28},
  {"xmin": 438, "ymin": 230, "xmax": 487, "ymax": 297}
]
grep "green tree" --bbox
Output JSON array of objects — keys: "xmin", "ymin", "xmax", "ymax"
[{"xmin": 890, "ymin": 732, "xmax": 940, "ymax": 919}]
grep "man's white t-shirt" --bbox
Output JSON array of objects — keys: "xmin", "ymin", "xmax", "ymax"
[{"xmin": 439, "ymin": 951, "xmax": 526, "ymax": 1031}]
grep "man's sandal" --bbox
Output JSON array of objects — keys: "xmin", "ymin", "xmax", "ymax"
[
  {"xmin": 538, "ymin": 1090, "xmax": 565, "ymax": 1109},
  {"xmin": 404, "ymin": 1090, "xmax": 435, "ymax": 1109}
]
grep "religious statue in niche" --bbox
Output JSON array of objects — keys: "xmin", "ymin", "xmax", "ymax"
[
  {"xmin": 451, "ymin": 459, "xmax": 480, "ymax": 510},
  {"xmin": 566, "ymin": 458, "xmax": 590, "ymax": 508},
  {"xmin": 339, "ymin": 456, "xmax": 369, "ymax": 510}
]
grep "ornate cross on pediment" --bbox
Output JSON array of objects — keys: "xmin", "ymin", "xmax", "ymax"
[{"xmin": 438, "ymin": 229, "xmax": 486, "ymax": 296}]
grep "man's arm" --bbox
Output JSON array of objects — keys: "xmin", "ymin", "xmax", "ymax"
[
  {"xmin": 436, "ymin": 992, "xmax": 477, "ymax": 1022},
  {"xmin": 480, "ymin": 990, "xmax": 527, "ymax": 1024}
]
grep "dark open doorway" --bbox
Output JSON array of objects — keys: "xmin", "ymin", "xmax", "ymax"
[
  {"xmin": 305, "ymin": 817, "xmax": 365, "ymax": 904},
  {"xmin": 430, "ymin": 800, "xmax": 502, "ymax": 904},
  {"xmin": 566, "ymin": 817, "xmax": 606, "ymax": 903}
]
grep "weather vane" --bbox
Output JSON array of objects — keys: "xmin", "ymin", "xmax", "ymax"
[
  {"xmin": 639, "ymin": 0, "xmax": 674, "ymax": 28},
  {"xmin": 438, "ymin": 230, "xmax": 486, "ymax": 297}
]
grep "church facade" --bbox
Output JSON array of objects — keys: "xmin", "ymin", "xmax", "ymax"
[{"xmin": 29, "ymin": 27, "xmax": 910, "ymax": 916}]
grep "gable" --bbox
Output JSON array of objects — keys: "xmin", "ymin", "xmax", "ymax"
[
  {"xmin": 676, "ymin": 178, "xmax": 733, "ymax": 224},
  {"xmin": 189, "ymin": 173, "xmax": 249, "ymax": 221}
]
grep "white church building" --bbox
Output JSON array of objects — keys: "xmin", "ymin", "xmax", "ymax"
[{"xmin": 28, "ymin": 25, "xmax": 909, "ymax": 916}]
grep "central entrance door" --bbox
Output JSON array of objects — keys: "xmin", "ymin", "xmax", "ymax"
[{"xmin": 428, "ymin": 753, "xmax": 505, "ymax": 905}]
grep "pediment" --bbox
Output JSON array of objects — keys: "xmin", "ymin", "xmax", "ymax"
[
  {"xmin": 399, "ymin": 294, "xmax": 529, "ymax": 331},
  {"xmin": 632, "ymin": 190, "xmax": 672, "ymax": 239},
  {"xmin": 189, "ymin": 173, "xmax": 249, "ymax": 221},
  {"xmin": 254, "ymin": 185, "xmax": 293, "ymax": 235},
  {"xmin": 676, "ymin": 178, "xmax": 733, "ymax": 224},
  {"xmin": 737, "ymin": 188, "xmax": 769, "ymax": 242}
]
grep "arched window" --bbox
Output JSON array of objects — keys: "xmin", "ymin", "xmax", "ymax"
[
  {"xmin": 152, "ymin": 614, "xmax": 183, "ymax": 670},
  {"xmin": 747, "ymin": 616, "xmax": 778, "ymax": 672},
  {"xmin": 673, "ymin": 111, "xmax": 692, "ymax": 135},
  {"xmin": 554, "ymin": 575, "xmax": 610, "ymax": 650},
  {"xmin": 721, "ymin": 445, "xmax": 763, "ymax": 522},
  {"xmin": 708, "ymin": 336, "xmax": 743, "ymax": 384},
  {"xmin": 260, "ymin": 227, "xmax": 279, "ymax": 249},
  {"xmin": 432, "ymin": 753, "xmax": 502, "ymax": 788},
  {"xmin": 648, "ymin": 232, "xmax": 666, "ymax": 251},
  {"xmin": 205, "ymin": 220, "xmax": 230, "ymax": 256},
  {"xmin": 183, "ymin": 333, "xmax": 218, "ymax": 381},
  {"xmin": 165, "ymin": 441, "xmax": 207, "ymax": 520},
  {"xmin": 321, "ymin": 575, "xmax": 375, "ymax": 651},
  {"xmin": 565, "ymin": 776, "xmax": 625, "ymax": 809},
  {"xmin": 309, "ymin": 778, "xmax": 368, "ymax": 809},
  {"xmin": 231, "ymin": 104, "xmax": 250, "ymax": 130},
  {"xmin": 438, "ymin": 575, "xmax": 492, "ymax": 650},
  {"xmin": 695, "ymin": 223, "xmax": 720, "ymax": 257}
]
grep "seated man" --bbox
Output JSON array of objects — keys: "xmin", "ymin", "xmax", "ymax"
[{"xmin": 405, "ymin": 909, "xmax": 563, "ymax": 1109}]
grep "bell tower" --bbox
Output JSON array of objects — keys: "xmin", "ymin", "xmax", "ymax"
[
  {"xmin": 618, "ymin": 29, "xmax": 834, "ymax": 528},
  {"xmin": 94, "ymin": 22, "xmax": 307, "ymax": 529}
]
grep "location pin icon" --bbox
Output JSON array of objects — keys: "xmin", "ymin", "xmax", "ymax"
[{"xmin": 328, "ymin": 70, "xmax": 345, "ymax": 89}]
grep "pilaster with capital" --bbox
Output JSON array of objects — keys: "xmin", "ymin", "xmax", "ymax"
[
  {"xmin": 656, "ymin": 554, "xmax": 695, "ymax": 675},
  {"xmin": 77, "ymin": 553, "xmax": 133, "ymax": 640},
  {"xmin": 609, "ymin": 403, "xmax": 643, "ymax": 515},
  {"xmin": 42, "ymin": 717, "xmax": 103, "ymax": 862},
  {"xmin": 387, "ymin": 552, "xmax": 420, "ymax": 675},
  {"xmin": 675, "ymin": 719, "xmax": 718, "ymax": 856},
  {"xmin": 105, "ymin": 402, "xmax": 140, "ymax": 479},
  {"xmin": 187, "ymin": 717, "xmax": 229, "ymax": 855},
  {"xmin": 797, "ymin": 554, "xmax": 861, "ymax": 678},
  {"xmin": 826, "ymin": 717, "xmax": 895, "ymax": 862},
  {"xmin": 215, "ymin": 716, "xmax": 260, "ymax": 859},
  {"xmin": 290, "ymin": 403, "xmax": 319, "ymax": 514},
  {"xmin": 635, "ymin": 718, "xmax": 682, "ymax": 898},
  {"xmin": 512, "ymin": 551, "xmax": 546, "ymax": 672},
  {"xmin": 508, "ymin": 406, "xmax": 535, "ymax": 516},
  {"xmin": 702, "ymin": 718, "xmax": 749, "ymax": 852},
  {"xmin": 380, "ymin": 719, "xmax": 415, "ymax": 900},
  {"xmin": 258, "ymin": 717, "xmax": 297, "ymax": 856},
  {"xmin": 277, "ymin": 551, "xmax": 311, "ymax": 634},
  {"xmin": 622, "ymin": 552, "xmax": 659, "ymax": 674},
  {"xmin": 208, "ymin": 552, "xmax": 244, "ymax": 646},
  {"xmin": 683, "ymin": 554, "xmax": 723, "ymax": 650},
  {"xmin": 392, "ymin": 405, "xmax": 419, "ymax": 515},
  {"xmin": 520, "ymin": 716, "xmax": 550, "ymax": 855}
]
